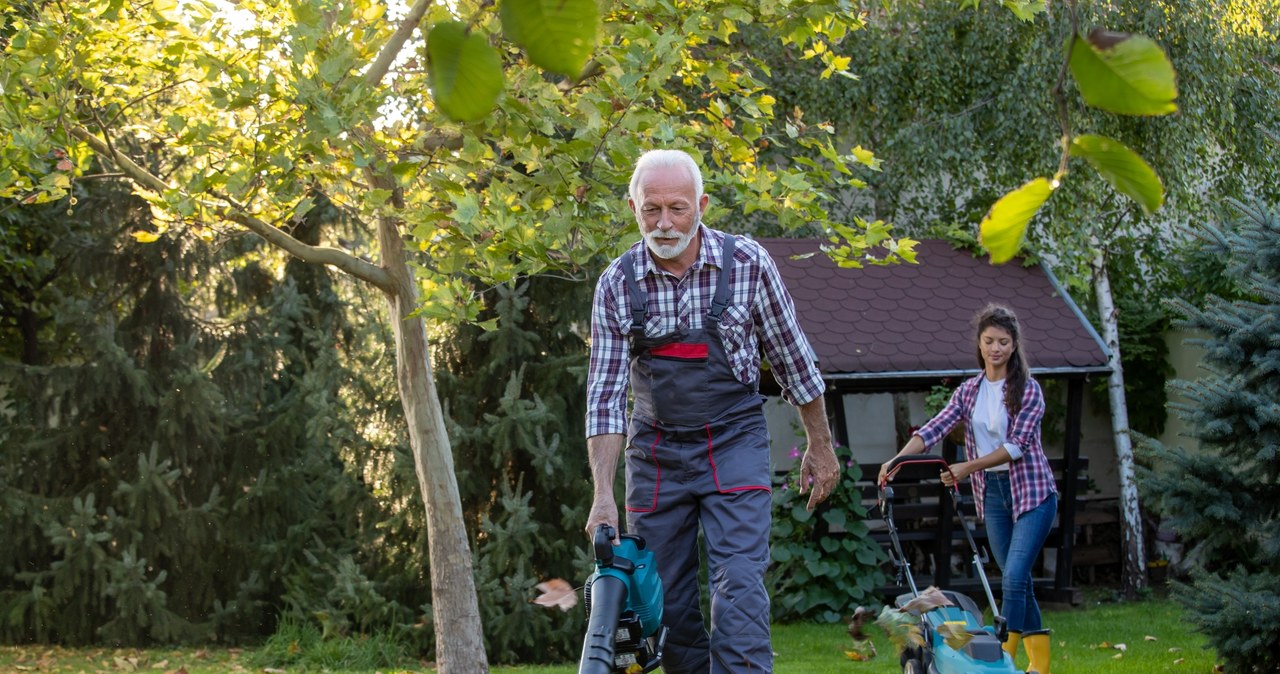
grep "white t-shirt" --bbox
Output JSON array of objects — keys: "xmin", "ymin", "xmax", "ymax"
[{"xmin": 971, "ymin": 377, "xmax": 1022, "ymax": 469}]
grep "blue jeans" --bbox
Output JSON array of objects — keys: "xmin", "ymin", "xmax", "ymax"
[{"xmin": 982, "ymin": 471, "xmax": 1057, "ymax": 633}]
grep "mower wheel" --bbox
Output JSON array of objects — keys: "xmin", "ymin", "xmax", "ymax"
[{"xmin": 902, "ymin": 658, "xmax": 923, "ymax": 674}]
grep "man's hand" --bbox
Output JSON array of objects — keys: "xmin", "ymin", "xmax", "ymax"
[
  {"xmin": 798, "ymin": 439, "xmax": 840, "ymax": 511},
  {"xmin": 584, "ymin": 496, "xmax": 619, "ymax": 542}
]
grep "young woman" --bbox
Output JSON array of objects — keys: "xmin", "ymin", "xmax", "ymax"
[{"xmin": 878, "ymin": 304, "xmax": 1058, "ymax": 674}]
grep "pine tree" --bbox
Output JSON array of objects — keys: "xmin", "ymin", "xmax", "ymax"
[
  {"xmin": 1139, "ymin": 198, "xmax": 1280, "ymax": 674},
  {"xmin": 434, "ymin": 277, "xmax": 595, "ymax": 664},
  {"xmin": 0, "ymin": 172, "xmax": 413, "ymax": 646}
]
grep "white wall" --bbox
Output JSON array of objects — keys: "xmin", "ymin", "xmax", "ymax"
[
  {"xmin": 765, "ymin": 384, "xmax": 1125, "ymax": 496},
  {"xmin": 767, "ymin": 390, "xmax": 931, "ymax": 470},
  {"xmin": 1156, "ymin": 328, "xmax": 1209, "ymax": 454}
]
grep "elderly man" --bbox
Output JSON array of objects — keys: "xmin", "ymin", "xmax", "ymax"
[{"xmin": 584, "ymin": 149, "xmax": 840, "ymax": 673}]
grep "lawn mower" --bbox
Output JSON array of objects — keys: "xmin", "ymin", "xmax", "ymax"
[
  {"xmin": 577, "ymin": 524, "xmax": 667, "ymax": 674},
  {"xmin": 878, "ymin": 455, "xmax": 1022, "ymax": 674}
]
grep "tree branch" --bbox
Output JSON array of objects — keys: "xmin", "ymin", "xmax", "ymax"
[
  {"xmin": 364, "ymin": 0, "xmax": 433, "ymax": 90},
  {"xmin": 1050, "ymin": 0, "xmax": 1080, "ymax": 181},
  {"xmin": 70, "ymin": 126, "xmax": 394, "ymax": 292},
  {"xmin": 557, "ymin": 59, "xmax": 605, "ymax": 92}
]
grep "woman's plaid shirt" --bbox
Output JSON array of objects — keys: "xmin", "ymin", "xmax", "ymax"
[
  {"xmin": 915, "ymin": 374, "xmax": 1057, "ymax": 520},
  {"xmin": 586, "ymin": 226, "xmax": 825, "ymax": 438}
]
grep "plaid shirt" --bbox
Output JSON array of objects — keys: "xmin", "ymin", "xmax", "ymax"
[
  {"xmin": 915, "ymin": 373, "xmax": 1057, "ymax": 520},
  {"xmin": 586, "ymin": 225, "xmax": 825, "ymax": 437}
]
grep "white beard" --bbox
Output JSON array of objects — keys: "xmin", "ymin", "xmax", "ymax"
[{"xmin": 642, "ymin": 217, "xmax": 698, "ymax": 260}]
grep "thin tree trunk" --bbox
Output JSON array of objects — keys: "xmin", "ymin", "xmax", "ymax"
[
  {"xmin": 892, "ymin": 392, "xmax": 912, "ymax": 448},
  {"xmin": 1092, "ymin": 247, "xmax": 1148, "ymax": 598},
  {"xmin": 378, "ymin": 216, "xmax": 489, "ymax": 672},
  {"xmin": 70, "ymin": 123, "xmax": 489, "ymax": 666}
]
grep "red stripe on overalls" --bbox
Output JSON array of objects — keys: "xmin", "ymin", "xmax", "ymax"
[
  {"xmin": 649, "ymin": 342, "xmax": 709, "ymax": 359},
  {"xmin": 706, "ymin": 424, "xmax": 772, "ymax": 493}
]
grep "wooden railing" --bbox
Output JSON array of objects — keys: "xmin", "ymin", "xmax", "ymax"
[{"xmin": 788, "ymin": 455, "xmax": 1097, "ymax": 606}]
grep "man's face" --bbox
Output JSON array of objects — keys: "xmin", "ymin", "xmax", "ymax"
[{"xmin": 630, "ymin": 165, "xmax": 708, "ymax": 261}]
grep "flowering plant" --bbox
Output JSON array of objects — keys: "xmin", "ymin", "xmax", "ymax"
[{"xmin": 767, "ymin": 441, "xmax": 888, "ymax": 623}]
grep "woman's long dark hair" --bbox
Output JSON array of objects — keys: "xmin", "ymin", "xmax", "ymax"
[{"xmin": 974, "ymin": 304, "xmax": 1030, "ymax": 415}]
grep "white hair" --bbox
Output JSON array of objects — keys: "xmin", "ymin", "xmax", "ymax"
[{"xmin": 629, "ymin": 149, "xmax": 704, "ymax": 206}]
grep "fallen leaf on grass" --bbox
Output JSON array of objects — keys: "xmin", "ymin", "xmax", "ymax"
[
  {"xmin": 1114, "ymin": 643, "xmax": 1127, "ymax": 652},
  {"xmin": 844, "ymin": 648, "xmax": 873, "ymax": 661},
  {"xmin": 532, "ymin": 578, "xmax": 579, "ymax": 611},
  {"xmin": 1144, "ymin": 635, "xmax": 1157, "ymax": 641},
  {"xmin": 845, "ymin": 638, "xmax": 876, "ymax": 660}
]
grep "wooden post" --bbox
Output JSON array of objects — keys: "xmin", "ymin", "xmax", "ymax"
[
  {"xmin": 1055, "ymin": 378, "xmax": 1084, "ymax": 592},
  {"xmin": 937, "ymin": 437, "xmax": 957, "ymax": 588}
]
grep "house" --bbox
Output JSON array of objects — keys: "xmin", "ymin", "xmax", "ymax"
[{"xmin": 756, "ymin": 237, "xmax": 1116, "ymax": 602}]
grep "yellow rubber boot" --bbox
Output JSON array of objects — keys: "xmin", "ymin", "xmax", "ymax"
[
  {"xmin": 1023, "ymin": 630, "xmax": 1051, "ymax": 674},
  {"xmin": 1003, "ymin": 630, "xmax": 1021, "ymax": 661}
]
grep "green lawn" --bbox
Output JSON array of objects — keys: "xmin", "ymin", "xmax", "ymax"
[{"xmin": 0, "ymin": 596, "xmax": 1216, "ymax": 673}]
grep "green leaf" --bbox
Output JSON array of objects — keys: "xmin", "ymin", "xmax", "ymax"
[
  {"xmin": 1069, "ymin": 29, "xmax": 1178, "ymax": 116},
  {"xmin": 500, "ymin": 0, "xmax": 598, "ymax": 78},
  {"xmin": 1002, "ymin": 0, "xmax": 1046, "ymax": 21},
  {"xmin": 822, "ymin": 508, "xmax": 847, "ymax": 529},
  {"xmin": 979, "ymin": 177, "xmax": 1054, "ymax": 264},
  {"xmin": 427, "ymin": 22, "xmax": 504, "ymax": 123},
  {"xmin": 1069, "ymin": 134, "xmax": 1164, "ymax": 214},
  {"xmin": 856, "ymin": 547, "xmax": 881, "ymax": 565}
]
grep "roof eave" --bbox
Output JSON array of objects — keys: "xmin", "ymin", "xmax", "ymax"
[{"xmin": 821, "ymin": 365, "xmax": 1112, "ymax": 381}]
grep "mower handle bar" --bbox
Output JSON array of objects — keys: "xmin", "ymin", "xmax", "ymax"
[
  {"xmin": 876, "ymin": 454, "xmax": 1005, "ymax": 624},
  {"xmin": 878, "ymin": 455, "xmax": 960, "ymax": 493}
]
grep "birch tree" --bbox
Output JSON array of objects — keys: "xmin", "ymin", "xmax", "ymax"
[{"xmin": 760, "ymin": 0, "xmax": 1278, "ymax": 595}]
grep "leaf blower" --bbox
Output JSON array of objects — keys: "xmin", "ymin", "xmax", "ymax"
[{"xmin": 577, "ymin": 524, "xmax": 668, "ymax": 674}]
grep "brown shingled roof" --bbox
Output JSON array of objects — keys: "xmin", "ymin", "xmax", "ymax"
[{"xmin": 758, "ymin": 238, "xmax": 1111, "ymax": 387}]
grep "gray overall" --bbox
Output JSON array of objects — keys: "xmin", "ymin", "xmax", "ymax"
[{"xmin": 621, "ymin": 235, "xmax": 774, "ymax": 674}]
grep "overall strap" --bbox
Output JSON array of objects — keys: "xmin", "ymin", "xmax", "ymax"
[
  {"xmin": 706, "ymin": 234, "xmax": 737, "ymax": 322},
  {"xmin": 620, "ymin": 250, "xmax": 647, "ymax": 338}
]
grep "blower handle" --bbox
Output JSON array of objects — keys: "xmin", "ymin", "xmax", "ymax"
[{"xmin": 593, "ymin": 524, "xmax": 616, "ymax": 567}]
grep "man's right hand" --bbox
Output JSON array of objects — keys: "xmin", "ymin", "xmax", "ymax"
[{"xmin": 585, "ymin": 496, "xmax": 619, "ymax": 542}]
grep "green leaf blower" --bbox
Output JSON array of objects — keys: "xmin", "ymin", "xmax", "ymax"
[{"xmin": 577, "ymin": 524, "xmax": 667, "ymax": 674}]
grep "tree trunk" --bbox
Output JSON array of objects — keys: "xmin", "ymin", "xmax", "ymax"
[
  {"xmin": 892, "ymin": 392, "xmax": 912, "ymax": 448},
  {"xmin": 378, "ymin": 217, "xmax": 489, "ymax": 672},
  {"xmin": 1092, "ymin": 247, "xmax": 1148, "ymax": 598}
]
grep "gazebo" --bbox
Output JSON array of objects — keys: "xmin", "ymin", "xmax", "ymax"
[{"xmin": 757, "ymin": 238, "xmax": 1112, "ymax": 604}]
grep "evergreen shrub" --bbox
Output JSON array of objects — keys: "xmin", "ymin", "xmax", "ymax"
[{"xmin": 1139, "ymin": 198, "xmax": 1280, "ymax": 674}]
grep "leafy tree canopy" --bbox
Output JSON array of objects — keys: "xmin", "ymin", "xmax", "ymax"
[
  {"xmin": 1, "ymin": 0, "xmax": 915, "ymax": 328},
  {"xmin": 757, "ymin": 0, "xmax": 1279, "ymax": 286}
]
